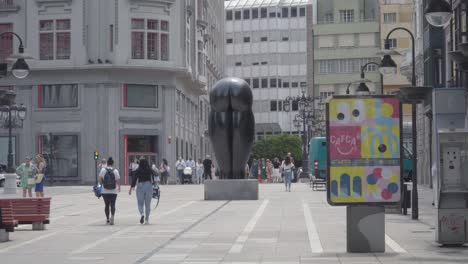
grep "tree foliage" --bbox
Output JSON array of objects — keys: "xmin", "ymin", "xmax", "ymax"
[{"xmin": 251, "ymin": 133, "xmax": 302, "ymax": 165}]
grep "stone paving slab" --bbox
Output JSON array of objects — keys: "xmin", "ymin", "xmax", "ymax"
[{"xmin": 1, "ymin": 184, "xmax": 467, "ymax": 263}]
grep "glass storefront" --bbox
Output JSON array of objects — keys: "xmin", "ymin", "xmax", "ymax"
[{"xmin": 39, "ymin": 134, "xmax": 79, "ymax": 178}]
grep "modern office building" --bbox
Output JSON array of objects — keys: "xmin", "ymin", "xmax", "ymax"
[
  {"xmin": 224, "ymin": 0, "xmax": 314, "ymax": 139},
  {"xmin": 0, "ymin": 0, "xmax": 224, "ymax": 185},
  {"xmin": 314, "ymin": 0, "xmax": 381, "ymax": 97}
]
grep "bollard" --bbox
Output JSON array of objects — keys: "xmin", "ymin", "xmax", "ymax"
[{"xmin": 3, "ymin": 174, "xmax": 17, "ymax": 194}]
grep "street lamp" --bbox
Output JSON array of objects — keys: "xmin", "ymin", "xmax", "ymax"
[
  {"xmin": 0, "ymin": 31, "xmax": 31, "ymax": 79},
  {"xmin": 346, "ymin": 61, "xmax": 381, "ymax": 95},
  {"xmin": 284, "ymin": 88, "xmax": 322, "ymax": 174},
  {"xmin": 381, "ymin": 27, "xmax": 419, "ymax": 220},
  {"xmin": 425, "ymin": 0, "xmax": 452, "ymax": 27},
  {"xmin": 0, "ymin": 91, "xmax": 27, "ymax": 173}
]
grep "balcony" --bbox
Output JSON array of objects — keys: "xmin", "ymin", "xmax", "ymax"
[{"xmin": 0, "ymin": 0, "xmax": 19, "ymax": 12}]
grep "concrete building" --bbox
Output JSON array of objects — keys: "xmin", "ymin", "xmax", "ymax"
[
  {"xmin": 314, "ymin": 0, "xmax": 381, "ymax": 97},
  {"xmin": 224, "ymin": 0, "xmax": 314, "ymax": 139},
  {"xmin": 0, "ymin": 0, "xmax": 224, "ymax": 185}
]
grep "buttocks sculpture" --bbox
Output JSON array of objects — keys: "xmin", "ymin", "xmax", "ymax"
[{"xmin": 209, "ymin": 77, "xmax": 255, "ymax": 179}]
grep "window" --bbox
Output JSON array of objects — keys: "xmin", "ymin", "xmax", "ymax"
[
  {"xmin": 269, "ymin": 12, "xmax": 276, "ymax": 18},
  {"xmin": 299, "ymin": 7, "xmax": 306, "ymax": 17},
  {"xmin": 124, "ymin": 84, "xmax": 159, "ymax": 108},
  {"xmin": 338, "ymin": 59, "xmax": 354, "ymax": 73},
  {"xmin": 260, "ymin": 8, "xmax": 267, "ymax": 18},
  {"xmin": 387, "ymin": 38, "xmax": 397, "ymax": 49},
  {"xmin": 131, "ymin": 18, "xmax": 169, "ymax": 61},
  {"xmin": 39, "ymin": 19, "xmax": 71, "ymax": 60},
  {"xmin": 39, "ymin": 84, "xmax": 78, "ymax": 108},
  {"xmin": 282, "ymin": 37, "xmax": 289, "ymax": 41},
  {"xmin": 283, "ymin": 82, "xmax": 290, "ymax": 88},
  {"xmin": 383, "ymin": 13, "xmax": 397, "ymax": 24},
  {"xmin": 252, "ymin": 9, "xmax": 259, "ymax": 19},
  {"xmin": 235, "ymin": 10, "xmax": 241, "ymax": 20},
  {"xmin": 278, "ymin": 101, "xmax": 283, "ymax": 111},
  {"xmin": 300, "ymin": 82, "xmax": 307, "ymax": 88},
  {"xmin": 261, "ymin": 36, "xmax": 268, "ymax": 42},
  {"xmin": 252, "ymin": 62, "xmax": 259, "ymax": 65},
  {"xmin": 270, "ymin": 101, "xmax": 277, "ymax": 111},
  {"xmin": 292, "ymin": 82, "xmax": 298, "ymax": 88},
  {"xmin": 243, "ymin": 9, "xmax": 250, "ymax": 19},
  {"xmin": 339, "ymin": 10, "xmax": 354, "ymax": 23},
  {"xmin": 226, "ymin": 38, "xmax": 233, "ymax": 44},
  {"xmin": 39, "ymin": 135, "xmax": 79, "ymax": 178},
  {"xmin": 252, "ymin": 78, "xmax": 259, "ymax": 88},
  {"xmin": 226, "ymin": 10, "xmax": 233, "ymax": 20},
  {"xmin": 243, "ymin": 37, "xmax": 250, "ymax": 43},
  {"xmin": 291, "ymin": 7, "xmax": 297, "ymax": 17},
  {"xmin": 324, "ymin": 13, "xmax": 333, "ymax": 23},
  {"xmin": 261, "ymin": 61, "xmax": 267, "ymax": 65},
  {"xmin": 261, "ymin": 78, "xmax": 268, "ymax": 88},
  {"xmin": 292, "ymin": 100, "xmax": 298, "ymax": 111},
  {"xmin": 235, "ymin": 62, "xmax": 242, "ymax": 66},
  {"xmin": 282, "ymin": 7, "xmax": 289, "ymax": 18},
  {"xmin": 109, "ymin": 25, "xmax": 114, "ymax": 52},
  {"xmin": 0, "ymin": 23, "xmax": 13, "ymax": 63},
  {"xmin": 270, "ymin": 78, "xmax": 277, "ymax": 88}
]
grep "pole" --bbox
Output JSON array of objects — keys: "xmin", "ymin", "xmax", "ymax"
[
  {"xmin": 49, "ymin": 133, "xmax": 53, "ymax": 186},
  {"xmin": 6, "ymin": 110, "xmax": 13, "ymax": 173},
  {"xmin": 95, "ymin": 159, "xmax": 98, "ymax": 184},
  {"xmin": 302, "ymin": 111, "xmax": 308, "ymax": 176}
]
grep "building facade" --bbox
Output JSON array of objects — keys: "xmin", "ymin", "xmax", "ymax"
[
  {"xmin": 314, "ymin": 0, "xmax": 381, "ymax": 98},
  {"xmin": 224, "ymin": 0, "xmax": 313, "ymax": 139},
  {"xmin": 0, "ymin": 0, "xmax": 224, "ymax": 185}
]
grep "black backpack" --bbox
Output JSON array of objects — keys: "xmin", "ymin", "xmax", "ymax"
[{"xmin": 103, "ymin": 168, "xmax": 116, "ymax": 189}]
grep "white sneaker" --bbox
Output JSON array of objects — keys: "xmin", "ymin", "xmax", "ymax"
[{"xmin": 110, "ymin": 216, "xmax": 114, "ymax": 225}]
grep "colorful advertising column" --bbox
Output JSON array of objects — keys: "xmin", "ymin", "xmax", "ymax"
[{"xmin": 326, "ymin": 95, "xmax": 402, "ymax": 252}]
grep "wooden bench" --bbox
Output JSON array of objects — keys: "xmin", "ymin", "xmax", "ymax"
[
  {"xmin": 0, "ymin": 198, "xmax": 51, "ymax": 231},
  {"xmin": 310, "ymin": 174, "xmax": 326, "ymax": 191},
  {"xmin": 0, "ymin": 201, "xmax": 17, "ymax": 242}
]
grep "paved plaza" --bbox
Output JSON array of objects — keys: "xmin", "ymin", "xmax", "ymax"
[{"xmin": 0, "ymin": 183, "xmax": 467, "ymax": 264}]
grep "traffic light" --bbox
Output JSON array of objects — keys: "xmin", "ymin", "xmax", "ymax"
[{"xmin": 94, "ymin": 151, "xmax": 99, "ymax": 160}]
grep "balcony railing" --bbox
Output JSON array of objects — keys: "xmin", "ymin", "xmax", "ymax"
[{"xmin": 0, "ymin": 0, "xmax": 19, "ymax": 12}]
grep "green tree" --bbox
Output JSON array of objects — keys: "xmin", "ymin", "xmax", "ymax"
[{"xmin": 251, "ymin": 133, "xmax": 302, "ymax": 165}]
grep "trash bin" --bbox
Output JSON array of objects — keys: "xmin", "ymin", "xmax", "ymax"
[{"xmin": 402, "ymin": 182, "xmax": 411, "ymax": 215}]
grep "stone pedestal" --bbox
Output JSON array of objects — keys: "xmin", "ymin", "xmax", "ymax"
[
  {"xmin": 0, "ymin": 229, "xmax": 9, "ymax": 242},
  {"xmin": 204, "ymin": 179, "xmax": 258, "ymax": 200},
  {"xmin": 3, "ymin": 173, "xmax": 17, "ymax": 194},
  {"xmin": 347, "ymin": 205, "xmax": 385, "ymax": 253}
]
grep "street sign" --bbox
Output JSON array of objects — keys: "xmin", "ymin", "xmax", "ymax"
[{"xmin": 326, "ymin": 95, "xmax": 402, "ymax": 206}]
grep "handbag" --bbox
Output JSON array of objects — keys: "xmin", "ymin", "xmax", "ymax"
[
  {"xmin": 27, "ymin": 177, "xmax": 35, "ymax": 185},
  {"xmin": 35, "ymin": 173, "xmax": 44, "ymax": 184}
]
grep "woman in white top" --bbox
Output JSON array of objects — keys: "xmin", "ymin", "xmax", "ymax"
[{"xmin": 282, "ymin": 156, "xmax": 294, "ymax": 192}]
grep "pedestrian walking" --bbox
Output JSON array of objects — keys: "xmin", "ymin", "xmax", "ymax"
[
  {"xmin": 260, "ymin": 158, "xmax": 267, "ymax": 183},
  {"xmin": 244, "ymin": 162, "xmax": 250, "ymax": 179},
  {"xmin": 175, "ymin": 157, "xmax": 186, "ymax": 184},
  {"xmin": 203, "ymin": 155, "xmax": 212, "ymax": 180},
  {"xmin": 16, "ymin": 156, "xmax": 36, "ymax": 198},
  {"xmin": 272, "ymin": 158, "xmax": 281, "ymax": 183},
  {"xmin": 129, "ymin": 158, "xmax": 155, "ymax": 225},
  {"xmin": 250, "ymin": 159, "xmax": 259, "ymax": 182},
  {"xmin": 282, "ymin": 156, "xmax": 294, "ymax": 192},
  {"xmin": 187, "ymin": 157, "xmax": 196, "ymax": 182},
  {"xmin": 196, "ymin": 159, "xmax": 204, "ymax": 184},
  {"xmin": 34, "ymin": 154, "xmax": 47, "ymax": 198},
  {"xmin": 159, "ymin": 159, "xmax": 169, "ymax": 185},
  {"xmin": 98, "ymin": 157, "xmax": 121, "ymax": 225},
  {"xmin": 266, "ymin": 159, "xmax": 273, "ymax": 183},
  {"xmin": 129, "ymin": 158, "xmax": 139, "ymax": 184}
]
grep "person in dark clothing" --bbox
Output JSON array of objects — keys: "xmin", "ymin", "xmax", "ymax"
[
  {"xmin": 203, "ymin": 155, "xmax": 212, "ymax": 180},
  {"xmin": 98, "ymin": 157, "xmax": 120, "ymax": 225},
  {"xmin": 129, "ymin": 158, "xmax": 154, "ymax": 224}
]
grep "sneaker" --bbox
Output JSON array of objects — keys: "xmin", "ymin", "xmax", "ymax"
[
  {"xmin": 144, "ymin": 220, "xmax": 149, "ymax": 225},
  {"xmin": 140, "ymin": 215, "xmax": 144, "ymax": 224},
  {"xmin": 106, "ymin": 219, "xmax": 110, "ymax": 225},
  {"xmin": 110, "ymin": 216, "xmax": 114, "ymax": 225}
]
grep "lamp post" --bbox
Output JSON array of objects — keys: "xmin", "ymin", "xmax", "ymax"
[
  {"xmin": 0, "ymin": 32, "xmax": 30, "ymax": 194},
  {"xmin": 425, "ymin": 0, "xmax": 452, "ymax": 27},
  {"xmin": 284, "ymin": 88, "xmax": 318, "ymax": 174},
  {"xmin": 380, "ymin": 27, "xmax": 419, "ymax": 220}
]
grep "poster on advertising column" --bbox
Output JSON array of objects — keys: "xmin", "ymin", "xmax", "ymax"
[{"xmin": 326, "ymin": 96, "xmax": 402, "ymax": 206}]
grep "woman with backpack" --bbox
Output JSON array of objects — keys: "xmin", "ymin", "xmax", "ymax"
[
  {"xmin": 129, "ymin": 158, "xmax": 155, "ymax": 225},
  {"xmin": 98, "ymin": 157, "xmax": 121, "ymax": 225}
]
